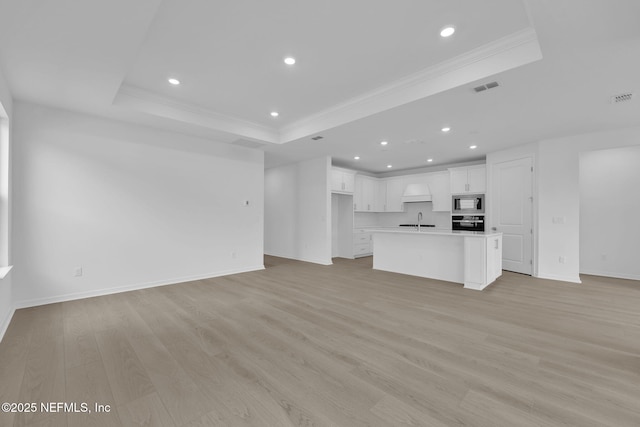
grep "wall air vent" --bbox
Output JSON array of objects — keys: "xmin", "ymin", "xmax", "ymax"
[
  {"xmin": 311, "ymin": 136, "xmax": 324, "ymax": 140},
  {"xmin": 473, "ymin": 81, "xmax": 499, "ymax": 93},
  {"xmin": 610, "ymin": 92, "xmax": 634, "ymax": 103}
]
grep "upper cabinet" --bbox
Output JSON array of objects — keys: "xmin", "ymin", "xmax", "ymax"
[
  {"xmin": 425, "ymin": 171, "xmax": 451, "ymax": 212},
  {"xmin": 331, "ymin": 167, "xmax": 356, "ymax": 194},
  {"xmin": 355, "ymin": 175, "xmax": 387, "ymax": 212},
  {"xmin": 375, "ymin": 180, "xmax": 387, "ymax": 212},
  {"xmin": 467, "ymin": 166, "xmax": 487, "ymax": 193},
  {"xmin": 348, "ymin": 168, "xmax": 466, "ymax": 212},
  {"xmin": 384, "ymin": 177, "xmax": 406, "ymax": 212},
  {"xmin": 449, "ymin": 165, "xmax": 486, "ymax": 194},
  {"xmin": 354, "ymin": 175, "xmax": 374, "ymax": 211}
]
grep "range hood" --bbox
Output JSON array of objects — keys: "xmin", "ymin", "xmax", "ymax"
[{"xmin": 401, "ymin": 183, "xmax": 432, "ymax": 203}]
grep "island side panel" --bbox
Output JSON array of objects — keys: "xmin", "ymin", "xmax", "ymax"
[
  {"xmin": 463, "ymin": 234, "xmax": 503, "ymax": 290},
  {"xmin": 463, "ymin": 236, "xmax": 488, "ymax": 290},
  {"xmin": 372, "ymin": 232, "xmax": 465, "ymax": 284}
]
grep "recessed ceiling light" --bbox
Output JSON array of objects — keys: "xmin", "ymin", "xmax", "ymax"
[
  {"xmin": 354, "ymin": 156, "xmax": 360, "ymax": 160},
  {"xmin": 440, "ymin": 26, "xmax": 455, "ymax": 38},
  {"xmin": 380, "ymin": 141, "xmax": 388, "ymax": 146},
  {"xmin": 427, "ymin": 158, "xmax": 433, "ymax": 163},
  {"xmin": 469, "ymin": 145, "xmax": 477, "ymax": 150},
  {"xmin": 441, "ymin": 127, "xmax": 451, "ymax": 132},
  {"xmin": 284, "ymin": 57, "xmax": 296, "ymax": 65},
  {"xmin": 387, "ymin": 164, "xmax": 393, "ymax": 168},
  {"xmin": 168, "ymin": 78, "xmax": 180, "ymax": 85},
  {"xmin": 270, "ymin": 111, "xmax": 279, "ymax": 117}
]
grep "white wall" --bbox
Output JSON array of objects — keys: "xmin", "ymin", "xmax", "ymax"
[
  {"xmin": 265, "ymin": 157, "xmax": 332, "ymax": 265},
  {"xmin": 537, "ymin": 139, "xmax": 581, "ymax": 282},
  {"xmin": 580, "ymin": 146, "xmax": 640, "ymax": 280},
  {"xmin": 488, "ymin": 127, "xmax": 640, "ymax": 284},
  {"xmin": 354, "ymin": 203, "xmax": 451, "ymax": 229},
  {"xmin": 537, "ymin": 127, "xmax": 640, "ymax": 283},
  {"xmin": 0, "ymin": 66, "xmax": 13, "ymax": 341},
  {"xmin": 0, "ymin": 67, "xmax": 11, "ymax": 119},
  {"xmin": 12, "ymin": 102, "xmax": 264, "ymax": 307}
]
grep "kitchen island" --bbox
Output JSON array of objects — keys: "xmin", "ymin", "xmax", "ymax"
[{"xmin": 371, "ymin": 228, "xmax": 502, "ymax": 290}]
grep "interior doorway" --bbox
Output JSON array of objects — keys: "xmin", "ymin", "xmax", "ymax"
[{"xmin": 331, "ymin": 193, "xmax": 353, "ymax": 259}]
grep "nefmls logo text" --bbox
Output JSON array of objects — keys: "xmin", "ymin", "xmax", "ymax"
[{"xmin": 41, "ymin": 402, "xmax": 90, "ymax": 413}]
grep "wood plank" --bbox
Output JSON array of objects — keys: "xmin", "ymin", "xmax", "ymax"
[
  {"xmin": 116, "ymin": 393, "xmax": 175, "ymax": 427},
  {"xmin": 65, "ymin": 360, "xmax": 121, "ymax": 427},
  {"xmin": 94, "ymin": 328, "xmax": 155, "ymax": 407},
  {"xmin": 1, "ymin": 256, "xmax": 639, "ymax": 426}
]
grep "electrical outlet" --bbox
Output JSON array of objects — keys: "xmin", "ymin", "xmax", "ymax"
[
  {"xmin": 74, "ymin": 267, "xmax": 83, "ymax": 277},
  {"xmin": 558, "ymin": 256, "xmax": 566, "ymax": 264}
]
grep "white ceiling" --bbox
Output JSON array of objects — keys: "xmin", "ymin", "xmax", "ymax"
[{"xmin": 1, "ymin": 0, "xmax": 639, "ymax": 174}]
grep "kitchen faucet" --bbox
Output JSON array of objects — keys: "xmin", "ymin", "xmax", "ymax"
[{"xmin": 417, "ymin": 212, "xmax": 423, "ymax": 231}]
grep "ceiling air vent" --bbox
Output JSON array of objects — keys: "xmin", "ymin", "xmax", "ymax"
[
  {"xmin": 610, "ymin": 92, "xmax": 634, "ymax": 104},
  {"xmin": 311, "ymin": 135, "xmax": 324, "ymax": 140},
  {"xmin": 473, "ymin": 81, "xmax": 499, "ymax": 93}
]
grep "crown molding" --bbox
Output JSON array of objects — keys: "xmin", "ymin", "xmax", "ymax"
[
  {"xmin": 113, "ymin": 27, "xmax": 542, "ymax": 146},
  {"xmin": 113, "ymin": 84, "xmax": 281, "ymax": 144},
  {"xmin": 279, "ymin": 27, "xmax": 542, "ymax": 143}
]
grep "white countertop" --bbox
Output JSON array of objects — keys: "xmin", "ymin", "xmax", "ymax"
[{"xmin": 366, "ymin": 227, "xmax": 502, "ymax": 238}]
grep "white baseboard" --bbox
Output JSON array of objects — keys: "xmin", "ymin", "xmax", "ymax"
[
  {"xmin": 264, "ymin": 251, "xmax": 332, "ymax": 266},
  {"xmin": 296, "ymin": 256, "xmax": 332, "ymax": 266},
  {"xmin": 464, "ymin": 281, "xmax": 493, "ymax": 291},
  {"xmin": 535, "ymin": 273, "xmax": 582, "ymax": 284},
  {"xmin": 579, "ymin": 269, "xmax": 640, "ymax": 281},
  {"xmin": 0, "ymin": 306, "xmax": 16, "ymax": 343},
  {"xmin": 13, "ymin": 265, "xmax": 265, "ymax": 310}
]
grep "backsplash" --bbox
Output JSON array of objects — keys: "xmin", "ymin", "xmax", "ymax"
[{"xmin": 354, "ymin": 202, "xmax": 451, "ymax": 229}]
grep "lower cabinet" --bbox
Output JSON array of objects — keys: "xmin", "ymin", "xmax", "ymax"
[
  {"xmin": 486, "ymin": 235, "xmax": 503, "ymax": 284},
  {"xmin": 464, "ymin": 234, "xmax": 502, "ymax": 290},
  {"xmin": 353, "ymin": 229, "xmax": 373, "ymax": 257}
]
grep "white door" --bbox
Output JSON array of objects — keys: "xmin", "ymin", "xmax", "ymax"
[{"xmin": 491, "ymin": 158, "xmax": 533, "ymax": 274}]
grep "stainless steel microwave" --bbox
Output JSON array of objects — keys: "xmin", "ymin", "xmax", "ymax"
[{"xmin": 452, "ymin": 194, "xmax": 484, "ymax": 214}]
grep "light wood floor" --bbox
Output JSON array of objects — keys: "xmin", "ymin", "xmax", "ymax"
[{"xmin": 1, "ymin": 256, "xmax": 639, "ymax": 426}]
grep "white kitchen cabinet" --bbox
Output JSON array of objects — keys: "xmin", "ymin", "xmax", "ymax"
[
  {"xmin": 331, "ymin": 167, "xmax": 355, "ymax": 194},
  {"xmin": 354, "ymin": 175, "xmax": 375, "ymax": 211},
  {"xmin": 467, "ymin": 166, "xmax": 486, "ymax": 193},
  {"xmin": 355, "ymin": 175, "xmax": 387, "ymax": 212},
  {"xmin": 374, "ymin": 230, "xmax": 502, "ymax": 290},
  {"xmin": 449, "ymin": 165, "xmax": 486, "ymax": 194},
  {"xmin": 362, "ymin": 176, "xmax": 376, "ymax": 211},
  {"xmin": 486, "ymin": 234, "xmax": 503, "ymax": 285},
  {"xmin": 450, "ymin": 169, "xmax": 469, "ymax": 195},
  {"xmin": 426, "ymin": 171, "xmax": 451, "ymax": 211},
  {"xmin": 375, "ymin": 180, "xmax": 387, "ymax": 211},
  {"xmin": 354, "ymin": 175, "xmax": 364, "ymax": 210},
  {"xmin": 353, "ymin": 229, "xmax": 373, "ymax": 257},
  {"xmin": 384, "ymin": 177, "xmax": 406, "ymax": 212},
  {"xmin": 463, "ymin": 233, "xmax": 502, "ymax": 290}
]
